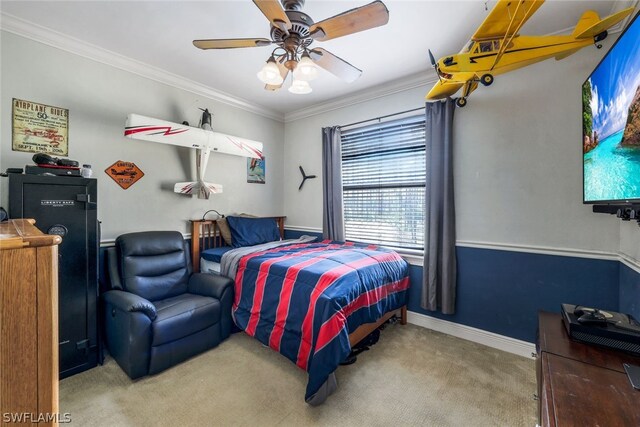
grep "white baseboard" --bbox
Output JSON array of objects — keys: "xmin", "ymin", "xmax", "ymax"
[{"xmin": 407, "ymin": 311, "xmax": 536, "ymax": 359}]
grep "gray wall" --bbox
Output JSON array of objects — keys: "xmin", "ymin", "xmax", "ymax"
[
  {"xmin": 284, "ymin": 47, "xmax": 623, "ymax": 255},
  {"xmin": 620, "ymin": 222, "xmax": 640, "ymax": 262},
  {"xmin": 0, "ymin": 32, "xmax": 284, "ymax": 240},
  {"xmin": 2, "ymin": 29, "xmax": 636, "ymax": 263}
]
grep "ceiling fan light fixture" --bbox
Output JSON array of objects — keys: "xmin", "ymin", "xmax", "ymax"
[
  {"xmin": 288, "ymin": 79, "xmax": 312, "ymax": 95},
  {"xmin": 293, "ymin": 53, "xmax": 318, "ymax": 82},
  {"xmin": 257, "ymin": 56, "xmax": 283, "ymax": 85}
]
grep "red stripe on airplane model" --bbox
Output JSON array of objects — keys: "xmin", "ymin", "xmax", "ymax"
[{"xmin": 124, "ymin": 126, "xmax": 189, "ymax": 137}]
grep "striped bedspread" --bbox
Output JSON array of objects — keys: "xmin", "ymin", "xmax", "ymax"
[{"xmin": 225, "ymin": 239, "xmax": 410, "ymax": 402}]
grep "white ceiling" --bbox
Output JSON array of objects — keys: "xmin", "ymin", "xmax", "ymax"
[{"xmin": 0, "ymin": 1, "xmax": 634, "ymax": 117}]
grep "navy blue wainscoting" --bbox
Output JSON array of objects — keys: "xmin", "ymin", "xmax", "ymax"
[
  {"xmin": 99, "ymin": 233, "xmax": 630, "ymax": 344},
  {"xmin": 406, "ymin": 247, "xmax": 620, "ymax": 343},
  {"xmin": 619, "ymin": 264, "xmax": 640, "ymax": 320}
]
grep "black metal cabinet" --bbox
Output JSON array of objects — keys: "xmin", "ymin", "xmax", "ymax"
[{"xmin": 9, "ymin": 174, "xmax": 98, "ymax": 379}]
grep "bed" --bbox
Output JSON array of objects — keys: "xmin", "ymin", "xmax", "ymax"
[{"xmin": 190, "ymin": 217, "xmax": 409, "ymax": 404}]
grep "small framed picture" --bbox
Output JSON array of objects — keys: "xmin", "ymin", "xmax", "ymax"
[{"xmin": 247, "ymin": 157, "xmax": 265, "ymax": 184}]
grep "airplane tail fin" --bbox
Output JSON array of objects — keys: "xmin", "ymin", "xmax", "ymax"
[
  {"xmin": 174, "ymin": 181, "xmax": 223, "ymax": 199},
  {"xmin": 573, "ymin": 8, "xmax": 634, "ymax": 40},
  {"xmin": 573, "ymin": 10, "xmax": 600, "ymax": 39}
]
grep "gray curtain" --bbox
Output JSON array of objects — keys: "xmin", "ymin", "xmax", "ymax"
[
  {"xmin": 422, "ymin": 99, "xmax": 457, "ymax": 314},
  {"xmin": 321, "ymin": 126, "xmax": 345, "ymax": 241}
]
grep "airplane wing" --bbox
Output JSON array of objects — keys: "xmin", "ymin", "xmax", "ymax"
[
  {"xmin": 426, "ymin": 81, "xmax": 465, "ymax": 100},
  {"xmin": 489, "ymin": 0, "xmax": 543, "ymax": 70},
  {"xmin": 210, "ymin": 132, "xmax": 263, "ymax": 159},
  {"xmin": 472, "ymin": 0, "xmax": 545, "ymax": 41},
  {"xmin": 125, "ymin": 114, "xmax": 263, "ymax": 159},
  {"xmin": 426, "ymin": 72, "xmax": 478, "ymax": 99},
  {"xmin": 125, "ymin": 114, "xmax": 207, "ymax": 149}
]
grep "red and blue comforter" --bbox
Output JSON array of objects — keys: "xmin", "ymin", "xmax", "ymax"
[{"xmin": 228, "ymin": 240, "xmax": 410, "ymax": 402}]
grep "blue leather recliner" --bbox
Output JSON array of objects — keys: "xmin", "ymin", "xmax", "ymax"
[{"xmin": 102, "ymin": 231, "xmax": 234, "ymax": 379}]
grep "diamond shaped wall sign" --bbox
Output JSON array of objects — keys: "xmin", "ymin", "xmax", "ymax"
[{"xmin": 105, "ymin": 160, "xmax": 144, "ymax": 190}]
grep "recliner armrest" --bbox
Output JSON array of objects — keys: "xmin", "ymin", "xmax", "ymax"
[
  {"xmin": 106, "ymin": 247, "xmax": 123, "ymax": 290},
  {"xmin": 189, "ymin": 273, "xmax": 235, "ymax": 339},
  {"xmin": 102, "ymin": 290, "xmax": 157, "ymax": 321},
  {"xmin": 188, "ymin": 273, "xmax": 234, "ymax": 300}
]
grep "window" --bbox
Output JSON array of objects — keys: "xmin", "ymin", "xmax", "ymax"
[
  {"xmin": 462, "ymin": 40, "xmax": 475, "ymax": 53},
  {"xmin": 479, "ymin": 41, "xmax": 493, "ymax": 53},
  {"xmin": 341, "ymin": 115, "xmax": 425, "ymax": 251}
]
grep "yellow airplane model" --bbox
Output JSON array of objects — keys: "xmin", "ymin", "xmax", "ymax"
[{"xmin": 426, "ymin": 0, "xmax": 635, "ymax": 107}]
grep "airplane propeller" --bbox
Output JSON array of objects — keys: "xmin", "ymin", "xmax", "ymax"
[
  {"xmin": 298, "ymin": 166, "xmax": 316, "ymax": 190},
  {"xmin": 428, "ymin": 49, "xmax": 442, "ymax": 83}
]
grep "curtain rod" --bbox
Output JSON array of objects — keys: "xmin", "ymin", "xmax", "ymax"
[{"xmin": 339, "ymin": 106, "xmax": 425, "ymax": 130}]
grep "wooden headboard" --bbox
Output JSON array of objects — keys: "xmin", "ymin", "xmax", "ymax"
[{"xmin": 190, "ymin": 216, "xmax": 286, "ymax": 272}]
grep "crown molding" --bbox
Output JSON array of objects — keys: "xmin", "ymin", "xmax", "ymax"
[
  {"xmin": 0, "ymin": 12, "xmax": 285, "ymax": 122},
  {"xmin": 4, "ymin": 0, "xmax": 638, "ymax": 126},
  {"xmin": 284, "ymin": 72, "xmax": 438, "ymax": 122}
]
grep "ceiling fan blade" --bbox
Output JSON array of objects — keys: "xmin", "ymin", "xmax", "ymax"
[
  {"xmin": 309, "ymin": 0, "xmax": 389, "ymax": 42},
  {"xmin": 265, "ymin": 60, "xmax": 289, "ymax": 91},
  {"xmin": 309, "ymin": 48, "xmax": 362, "ymax": 83},
  {"xmin": 193, "ymin": 38, "xmax": 272, "ymax": 49},
  {"xmin": 253, "ymin": 0, "xmax": 292, "ymax": 33}
]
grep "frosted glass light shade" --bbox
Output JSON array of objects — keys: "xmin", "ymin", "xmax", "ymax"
[
  {"xmin": 257, "ymin": 58, "xmax": 283, "ymax": 85},
  {"xmin": 293, "ymin": 55, "xmax": 318, "ymax": 81},
  {"xmin": 288, "ymin": 79, "xmax": 312, "ymax": 94}
]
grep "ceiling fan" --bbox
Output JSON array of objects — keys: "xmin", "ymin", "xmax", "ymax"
[{"xmin": 193, "ymin": 0, "xmax": 389, "ymax": 94}]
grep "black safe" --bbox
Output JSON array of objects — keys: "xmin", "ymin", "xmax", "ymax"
[{"xmin": 9, "ymin": 174, "xmax": 99, "ymax": 379}]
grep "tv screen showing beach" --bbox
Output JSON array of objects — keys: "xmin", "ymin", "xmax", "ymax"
[{"xmin": 583, "ymin": 12, "xmax": 640, "ymax": 203}]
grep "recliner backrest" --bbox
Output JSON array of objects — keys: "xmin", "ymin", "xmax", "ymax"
[{"xmin": 115, "ymin": 231, "xmax": 191, "ymax": 301}]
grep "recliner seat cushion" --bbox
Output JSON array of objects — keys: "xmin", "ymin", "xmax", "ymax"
[{"xmin": 152, "ymin": 293, "xmax": 220, "ymax": 346}]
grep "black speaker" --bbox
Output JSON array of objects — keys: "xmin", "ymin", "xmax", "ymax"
[{"xmin": 9, "ymin": 174, "xmax": 99, "ymax": 379}]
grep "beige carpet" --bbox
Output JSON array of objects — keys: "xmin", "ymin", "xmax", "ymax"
[{"xmin": 60, "ymin": 324, "xmax": 537, "ymax": 426}]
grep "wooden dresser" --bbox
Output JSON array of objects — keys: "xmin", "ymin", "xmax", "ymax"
[
  {"xmin": 1, "ymin": 219, "xmax": 61, "ymax": 426},
  {"xmin": 537, "ymin": 311, "xmax": 640, "ymax": 426}
]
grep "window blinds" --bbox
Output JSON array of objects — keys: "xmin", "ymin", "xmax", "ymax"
[{"xmin": 341, "ymin": 115, "xmax": 425, "ymax": 250}]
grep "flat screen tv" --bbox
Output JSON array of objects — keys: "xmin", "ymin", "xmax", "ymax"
[{"xmin": 583, "ymin": 10, "xmax": 640, "ymax": 204}]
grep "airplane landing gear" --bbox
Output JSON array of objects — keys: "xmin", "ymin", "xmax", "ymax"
[
  {"xmin": 456, "ymin": 97, "xmax": 467, "ymax": 108},
  {"xmin": 480, "ymin": 74, "xmax": 494, "ymax": 86},
  {"xmin": 594, "ymin": 30, "xmax": 608, "ymax": 49}
]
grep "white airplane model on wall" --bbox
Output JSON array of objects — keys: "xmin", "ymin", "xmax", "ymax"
[{"xmin": 124, "ymin": 109, "xmax": 263, "ymax": 199}]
